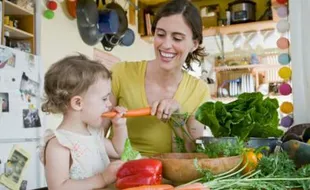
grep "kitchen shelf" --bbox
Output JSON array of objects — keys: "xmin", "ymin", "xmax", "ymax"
[
  {"xmin": 215, "ymin": 64, "xmax": 283, "ymax": 72},
  {"xmin": 140, "ymin": 21, "xmax": 277, "ymax": 44},
  {"xmin": 4, "ymin": 0, "xmax": 33, "ymax": 15},
  {"xmin": 203, "ymin": 20, "xmax": 276, "ymax": 37},
  {"xmin": 4, "ymin": 25, "xmax": 33, "ymax": 39}
]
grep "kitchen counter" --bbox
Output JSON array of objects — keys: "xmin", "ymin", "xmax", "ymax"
[
  {"xmin": 99, "ymin": 184, "xmax": 117, "ymax": 190},
  {"xmin": 99, "ymin": 179, "xmax": 174, "ymax": 190}
]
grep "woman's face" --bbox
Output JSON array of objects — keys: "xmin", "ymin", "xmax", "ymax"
[{"xmin": 153, "ymin": 14, "xmax": 198, "ymax": 71}]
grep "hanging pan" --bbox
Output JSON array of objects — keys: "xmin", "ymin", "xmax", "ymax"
[
  {"xmin": 119, "ymin": 28, "xmax": 135, "ymax": 46},
  {"xmin": 76, "ymin": 0, "xmax": 103, "ymax": 45},
  {"xmin": 100, "ymin": 1, "xmax": 129, "ymax": 50},
  {"xmin": 105, "ymin": 1, "xmax": 128, "ymax": 35}
]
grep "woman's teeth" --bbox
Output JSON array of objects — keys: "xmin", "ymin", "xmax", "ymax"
[{"xmin": 160, "ymin": 51, "xmax": 176, "ymax": 58}]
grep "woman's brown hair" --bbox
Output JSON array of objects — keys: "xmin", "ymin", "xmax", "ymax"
[
  {"xmin": 41, "ymin": 54, "xmax": 111, "ymax": 114},
  {"xmin": 151, "ymin": 0, "xmax": 207, "ymax": 71}
]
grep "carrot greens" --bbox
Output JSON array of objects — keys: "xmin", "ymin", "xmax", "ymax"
[{"xmin": 186, "ymin": 151, "xmax": 310, "ymax": 190}]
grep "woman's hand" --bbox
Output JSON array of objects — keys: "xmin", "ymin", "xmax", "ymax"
[
  {"xmin": 151, "ymin": 99, "xmax": 180, "ymax": 120},
  {"xmin": 111, "ymin": 106, "xmax": 127, "ymax": 128}
]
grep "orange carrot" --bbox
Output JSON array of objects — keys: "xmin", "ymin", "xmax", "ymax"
[
  {"xmin": 123, "ymin": 184, "xmax": 174, "ymax": 190},
  {"xmin": 101, "ymin": 107, "xmax": 152, "ymax": 118},
  {"xmin": 175, "ymin": 183, "xmax": 209, "ymax": 190}
]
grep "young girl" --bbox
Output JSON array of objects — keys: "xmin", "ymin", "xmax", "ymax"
[{"xmin": 39, "ymin": 54, "xmax": 128, "ymax": 190}]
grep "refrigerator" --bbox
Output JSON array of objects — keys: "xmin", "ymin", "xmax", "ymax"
[{"xmin": 0, "ymin": 45, "xmax": 45, "ymax": 190}]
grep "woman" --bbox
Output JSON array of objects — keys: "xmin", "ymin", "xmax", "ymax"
[{"xmin": 105, "ymin": 0, "xmax": 210, "ymax": 156}]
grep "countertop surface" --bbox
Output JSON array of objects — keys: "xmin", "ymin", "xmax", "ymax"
[{"xmin": 99, "ymin": 184, "xmax": 117, "ymax": 190}]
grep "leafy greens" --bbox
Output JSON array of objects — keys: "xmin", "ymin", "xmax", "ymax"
[
  {"xmin": 121, "ymin": 138, "xmax": 141, "ymax": 161},
  {"xmin": 195, "ymin": 92, "xmax": 283, "ymax": 140}
]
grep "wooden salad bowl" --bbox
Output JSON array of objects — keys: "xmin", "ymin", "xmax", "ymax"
[{"xmin": 152, "ymin": 153, "xmax": 241, "ymax": 184}]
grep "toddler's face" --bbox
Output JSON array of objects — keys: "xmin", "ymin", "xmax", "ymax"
[{"xmin": 80, "ymin": 78, "xmax": 112, "ymax": 127}]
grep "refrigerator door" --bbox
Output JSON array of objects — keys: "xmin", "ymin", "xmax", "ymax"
[
  {"xmin": 0, "ymin": 141, "xmax": 45, "ymax": 190},
  {"xmin": 0, "ymin": 46, "xmax": 46, "ymax": 189},
  {"xmin": 0, "ymin": 46, "xmax": 44, "ymax": 139}
]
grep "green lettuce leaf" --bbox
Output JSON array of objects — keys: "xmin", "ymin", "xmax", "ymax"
[
  {"xmin": 195, "ymin": 92, "xmax": 283, "ymax": 140},
  {"xmin": 121, "ymin": 138, "xmax": 141, "ymax": 161}
]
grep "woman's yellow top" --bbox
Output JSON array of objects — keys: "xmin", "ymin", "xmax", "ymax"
[{"xmin": 111, "ymin": 61, "xmax": 210, "ymax": 156}]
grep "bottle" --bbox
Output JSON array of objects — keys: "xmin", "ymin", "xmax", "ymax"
[
  {"xmin": 4, "ymin": 31, "xmax": 10, "ymax": 47},
  {"xmin": 226, "ymin": 9, "xmax": 231, "ymax": 25}
]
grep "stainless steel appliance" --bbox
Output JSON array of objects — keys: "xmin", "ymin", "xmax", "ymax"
[{"xmin": 228, "ymin": 0, "xmax": 256, "ymax": 24}]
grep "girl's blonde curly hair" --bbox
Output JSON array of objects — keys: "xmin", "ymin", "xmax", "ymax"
[{"xmin": 41, "ymin": 54, "xmax": 111, "ymax": 114}]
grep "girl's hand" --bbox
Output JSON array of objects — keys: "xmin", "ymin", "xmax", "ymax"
[
  {"xmin": 111, "ymin": 106, "xmax": 127, "ymax": 128},
  {"xmin": 151, "ymin": 99, "xmax": 180, "ymax": 120},
  {"xmin": 101, "ymin": 160, "xmax": 124, "ymax": 186}
]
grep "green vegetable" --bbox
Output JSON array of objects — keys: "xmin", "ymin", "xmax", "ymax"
[
  {"xmin": 168, "ymin": 112, "xmax": 192, "ymax": 153},
  {"xmin": 186, "ymin": 151, "xmax": 310, "ymax": 190},
  {"xmin": 195, "ymin": 92, "xmax": 283, "ymax": 140},
  {"xmin": 196, "ymin": 138, "xmax": 244, "ymax": 158},
  {"xmin": 121, "ymin": 138, "xmax": 141, "ymax": 161}
]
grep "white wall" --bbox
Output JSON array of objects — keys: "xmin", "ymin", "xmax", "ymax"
[
  {"xmin": 40, "ymin": 1, "xmax": 154, "ymax": 129},
  {"xmin": 289, "ymin": 0, "xmax": 310, "ymax": 124}
]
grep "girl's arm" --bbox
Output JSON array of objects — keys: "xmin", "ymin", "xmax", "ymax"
[
  {"xmin": 45, "ymin": 138, "xmax": 106, "ymax": 190},
  {"xmin": 104, "ymin": 121, "xmax": 128, "ymax": 159},
  {"xmin": 103, "ymin": 94, "xmax": 128, "ymax": 158}
]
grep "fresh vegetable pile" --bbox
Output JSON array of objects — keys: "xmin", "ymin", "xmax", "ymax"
[
  {"xmin": 195, "ymin": 92, "xmax": 283, "ymax": 140},
  {"xmin": 183, "ymin": 151, "xmax": 310, "ymax": 190},
  {"xmin": 196, "ymin": 138, "xmax": 244, "ymax": 158}
]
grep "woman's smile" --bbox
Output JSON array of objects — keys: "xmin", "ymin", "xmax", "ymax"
[{"xmin": 159, "ymin": 50, "xmax": 177, "ymax": 63}]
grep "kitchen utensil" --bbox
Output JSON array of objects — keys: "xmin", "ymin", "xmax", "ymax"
[
  {"xmin": 105, "ymin": 1, "xmax": 128, "ymax": 35},
  {"xmin": 100, "ymin": 1, "xmax": 129, "ymax": 50},
  {"xmin": 120, "ymin": 28, "xmax": 135, "ymax": 46},
  {"xmin": 76, "ymin": 0, "xmax": 103, "ymax": 45},
  {"xmin": 76, "ymin": 0, "xmax": 98, "ymax": 27},
  {"xmin": 66, "ymin": 0, "xmax": 77, "ymax": 18},
  {"xmin": 98, "ymin": 9, "xmax": 119, "ymax": 34},
  {"xmin": 78, "ymin": 24, "xmax": 103, "ymax": 46},
  {"xmin": 281, "ymin": 123, "xmax": 310, "ymax": 143},
  {"xmin": 101, "ymin": 34, "xmax": 118, "ymax": 51},
  {"xmin": 228, "ymin": 0, "xmax": 256, "ymax": 24}
]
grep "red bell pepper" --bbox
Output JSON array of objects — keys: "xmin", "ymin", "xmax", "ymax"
[{"xmin": 116, "ymin": 159, "xmax": 163, "ymax": 189}]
